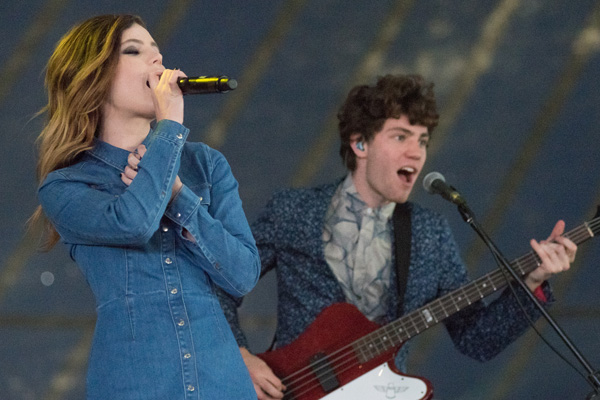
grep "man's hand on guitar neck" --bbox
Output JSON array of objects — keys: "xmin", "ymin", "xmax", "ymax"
[
  {"xmin": 526, "ymin": 220, "xmax": 577, "ymax": 291},
  {"xmin": 240, "ymin": 347, "xmax": 286, "ymax": 399}
]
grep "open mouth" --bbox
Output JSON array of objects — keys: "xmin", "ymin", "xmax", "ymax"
[{"xmin": 397, "ymin": 166, "xmax": 416, "ymax": 183}]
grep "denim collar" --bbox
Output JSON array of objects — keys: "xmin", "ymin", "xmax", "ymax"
[
  {"xmin": 87, "ymin": 139, "xmax": 131, "ymax": 171},
  {"xmin": 87, "ymin": 126, "xmax": 154, "ymax": 171}
]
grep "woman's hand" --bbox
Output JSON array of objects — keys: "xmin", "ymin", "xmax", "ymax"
[
  {"xmin": 121, "ymin": 144, "xmax": 183, "ymax": 202},
  {"xmin": 148, "ymin": 68, "xmax": 187, "ymax": 124},
  {"xmin": 120, "ymin": 144, "xmax": 146, "ymax": 185}
]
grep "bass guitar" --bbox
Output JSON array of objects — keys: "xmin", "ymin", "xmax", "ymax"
[{"xmin": 258, "ymin": 210, "xmax": 600, "ymax": 400}]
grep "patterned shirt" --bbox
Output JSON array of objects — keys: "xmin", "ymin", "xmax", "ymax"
[{"xmin": 323, "ymin": 174, "xmax": 395, "ymax": 322}]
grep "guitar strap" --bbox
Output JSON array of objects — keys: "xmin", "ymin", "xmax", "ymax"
[{"xmin": 392, "ymin": 202, "xmax": 411, "ymax": 317}]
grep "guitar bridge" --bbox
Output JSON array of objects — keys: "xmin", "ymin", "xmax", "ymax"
[{"xmin": 309, "ymin": 352, "xmax": 340, "ymax": 393}]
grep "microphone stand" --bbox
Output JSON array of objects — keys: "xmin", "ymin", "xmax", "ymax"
[{"xmin": 455, "ymin": 202, "xmax": 600, "ymax": 399}]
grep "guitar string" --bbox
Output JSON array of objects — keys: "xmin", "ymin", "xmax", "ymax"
[{"xmin": 279, "ymin": 220, "xmax": 598, "ymax": 398}]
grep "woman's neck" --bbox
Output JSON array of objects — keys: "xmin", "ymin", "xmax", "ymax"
[{"xmin": 98, "ymin": 112, "xmax": 152, "ymax": 151}]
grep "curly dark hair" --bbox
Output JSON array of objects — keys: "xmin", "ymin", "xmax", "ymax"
[{"xmin": 338, "ymin": 74, "xmax": 439, "ymax": 171}]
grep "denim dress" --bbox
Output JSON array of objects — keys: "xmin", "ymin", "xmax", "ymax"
[{"xmin": 39, "ymin": 120, "xmax": 260, "ymax": 399}]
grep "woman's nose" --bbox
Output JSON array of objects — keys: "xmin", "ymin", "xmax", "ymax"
[{"xmin": 150, "ymin": 51, "xmax": 163, "ymax": 65}]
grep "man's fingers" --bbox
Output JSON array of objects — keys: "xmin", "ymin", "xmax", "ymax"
[
  {"xmin": 266, "ymin": 375, "xmax": 286, "ymax": 392},
  {"xmin": 547, "ymin": 220, "xmax": 565, "ymax": 241},
  {"xmin": 259, "ymin": 377, "xmax": 285, "ymax": 399},
  {"xmin": 255, "ymin": 383, "xmax": 270, "ymax": 400},
  {"xmin": 531, "ymin": 239, "xmax": 571, "ymax": 274},
  {"xmin": 554, "ymin": 236, "xmax": 577, "ymax": 262}
]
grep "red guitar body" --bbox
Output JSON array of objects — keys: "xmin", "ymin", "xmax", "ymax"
[{"xmin": 258, "ymin": 303, "xmax": 433, "ymax": 400}]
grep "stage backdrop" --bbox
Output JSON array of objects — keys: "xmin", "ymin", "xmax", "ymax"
[{"xmin": 1, "ymin": 1, "xmax": 599, "ymax": 399}]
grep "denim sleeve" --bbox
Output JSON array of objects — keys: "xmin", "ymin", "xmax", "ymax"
[
  {"xmin": 38, "ymin": 120, "xmax": 188, "ymax": 246},
  {"xmin": 164, "ymin": 148, "xmax": 260, "ymax": 298},
  {"xmin": 216, "ymin": 193, "xmax": 282, "ymax": 347},
  {"xmin": 216, "ymin": 288, "xmax": 250, "ymax": 348}
]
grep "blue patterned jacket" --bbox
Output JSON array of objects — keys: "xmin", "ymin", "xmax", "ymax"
[{"xmin": 220, "ymin": 180, "xmax": 551, "ymax": 372}]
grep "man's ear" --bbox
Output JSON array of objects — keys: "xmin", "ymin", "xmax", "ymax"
[{"xmin": 350, "ymin": 133, "xmax": 367, "ymax": 158}]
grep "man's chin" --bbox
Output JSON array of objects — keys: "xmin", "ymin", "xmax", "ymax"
[
  {"xmin": 389, "ymin": 193, "xmax": 411, "ymax": 204},
  {"xmin": 391, "ymin": 187, "xmax": 414, "ymax": 204}
]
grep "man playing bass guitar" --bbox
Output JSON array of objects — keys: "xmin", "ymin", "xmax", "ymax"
[{"xmin": 218, "ymin": 74, "xmax": 577, "ymax": 400}]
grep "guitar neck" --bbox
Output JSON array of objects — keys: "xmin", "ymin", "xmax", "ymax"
[{"xmin": 353, "ymin": 216, "xmax": 599, "ymax": 363}]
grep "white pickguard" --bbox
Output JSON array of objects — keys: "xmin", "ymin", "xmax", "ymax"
[{"xmin": 321, "ymin": 362, "xmax": 429, "ymax": 400}]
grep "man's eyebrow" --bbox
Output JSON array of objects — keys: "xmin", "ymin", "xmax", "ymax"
[
  {"xmin": 389, "ymin": 126, "xmax": 429, "ymax": 137},
  {"xmin": 388, "ymin": 127, "xmax": 412, "ymax": 134},
  {"xmin": 121, "ymin": 38, "xmax": 159, "ymax": 49}
]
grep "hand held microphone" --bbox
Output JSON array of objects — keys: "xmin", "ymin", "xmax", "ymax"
[{"xmin": 177, "ymin": 76, "xmax": 238, "ymax": 95}]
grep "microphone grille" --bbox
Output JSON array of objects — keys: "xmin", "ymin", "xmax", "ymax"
[
  {"xmin": 423, "ymin": 171, "xmax": 445, "ymax": 194},
  {"xmin": 226, "ymin": 78, "xmax": 238, "ymax": 90}
]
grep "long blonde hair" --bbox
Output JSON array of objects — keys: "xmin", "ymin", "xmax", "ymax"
[{"xmin": 31, "ymin": 14, "xmax": 145, "ymax": 249}]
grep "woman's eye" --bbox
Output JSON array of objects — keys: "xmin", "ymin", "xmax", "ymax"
[{"xmin": 123, "ymin": 48, "xmax": 139, "ymax": 55}]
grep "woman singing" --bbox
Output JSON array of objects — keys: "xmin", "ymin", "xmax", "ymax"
[{"xmin": 32, "ymin": 14, "xmax": 260, "ymax": 399}]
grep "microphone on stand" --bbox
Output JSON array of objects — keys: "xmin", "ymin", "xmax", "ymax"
[
  {"xmin": 177, "ymin": 76, "xmax": 238, "ymax": 95},
  {"xmin": 422, "ymin": 171, "xmax": 468, "ymax": 208}
]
